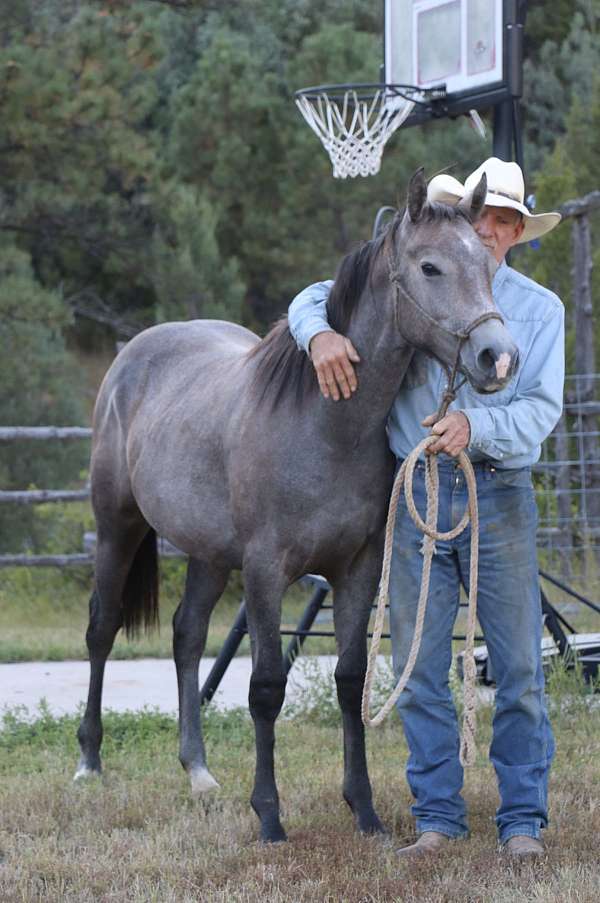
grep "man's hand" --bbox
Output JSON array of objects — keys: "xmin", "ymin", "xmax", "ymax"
[
  {"xmin": 309, "ymin": 331, "xmax": 360, "ymax": 401},
  {"xmin": 422, "ymin": 411, "xmax": 471, "ymax": 457}
]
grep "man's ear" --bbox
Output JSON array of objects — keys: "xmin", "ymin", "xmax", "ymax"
[{"xmin": 513, "ymin": 217, "xmax": 526, "ymax": 243}]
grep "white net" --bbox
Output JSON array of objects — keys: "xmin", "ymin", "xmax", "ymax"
[{"xmin": 295, "ymin": 88, "xmax": 415, "ymax": 179}]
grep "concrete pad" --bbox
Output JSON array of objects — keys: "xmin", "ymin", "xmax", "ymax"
[
  {"xmin": 0, "ymin": 655, "xmax": 341, "ymax": 720},
  {"xmin": 0, "ymin": 655, "xmax": 492, "ymax": 722}
]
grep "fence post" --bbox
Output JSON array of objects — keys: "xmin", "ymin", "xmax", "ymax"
[
  {"xmin": 553, "ymin": 411, "xmax": 573, "ymax": 581},
  {"xmin": 571, "ymin": 213, "xmax": 600, "ymax": 570}
]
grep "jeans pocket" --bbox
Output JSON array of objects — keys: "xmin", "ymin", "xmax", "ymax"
[{"xmin": 493, "ymin": 467, "xmax": 532, "ymax": 488}]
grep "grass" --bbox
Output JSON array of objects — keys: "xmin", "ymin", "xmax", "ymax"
[
  {"xmin": 3, "ymin": 559, "xmax": 599, "ymax": 666},
  {"xmin": 1, "ymin": 666, "xmax": 600, "ymax": 902},
  {"xmin": 0, "ymin": 564, "xmax": 355, "ymax": 663}
]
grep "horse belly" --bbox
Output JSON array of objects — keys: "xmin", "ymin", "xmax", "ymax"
[
  {"xmin": 126, "ymin": 388, "xmax": 245, "ymax": 568},
  {"xmin": 130, "ymin": 448, "xmax": 242, "ymax": 566}
]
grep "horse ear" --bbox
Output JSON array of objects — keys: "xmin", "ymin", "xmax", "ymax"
[
  {"xmin": 407, "ymin": 167, "xmax": 427, "ymax": 223},
  {"xmin": 459, "ymin": 172, "xmax": 487, "ymax": 220}
]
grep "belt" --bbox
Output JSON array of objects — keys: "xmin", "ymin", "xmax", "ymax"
[{"xmin": 398, "ymin": 456, "xmax": 498, "ymax": 473}]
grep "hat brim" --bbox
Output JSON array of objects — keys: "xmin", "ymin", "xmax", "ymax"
[{"xmin": 427, "ymin": 174, "xmax": 561, "ymax": 244}]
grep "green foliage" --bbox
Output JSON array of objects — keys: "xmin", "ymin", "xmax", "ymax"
[
  {"xmin": 0, "ymin": 703, "xmax": 253, "ymax": 770},
  {"xmin": 151, "ymin": 184, "xmax": 244, "ymax": 322},
  {"xmin": 0, "ymin": 0, "xmax": 599, "ymax": 555},
  {"xmin": 523, "ymin": 0, "xmax": 600, "ymax": 171},
  {"xmin": 516, "ymin": 71, "xmax": 600, "ymax": 371},
  {"xmin": 285, "ymin": 656, "xmax": 398, "ymax": 726},
  {"xmin": 0, "ymin": 239, "xmax": 88, "ymax": 551}
]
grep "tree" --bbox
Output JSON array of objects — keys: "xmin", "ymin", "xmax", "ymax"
[
  {"xmin": 0, "ymin": 239, "xmax": 87, "ymax": 551},
  {"xmin": 151, "ymin": 185, "xmax": 244, "ymax": 322}
]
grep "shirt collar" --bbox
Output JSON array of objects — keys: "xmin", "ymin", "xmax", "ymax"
[{"xmin": 493, "ymin": 259, "xmax": 509, "ymax": 292}]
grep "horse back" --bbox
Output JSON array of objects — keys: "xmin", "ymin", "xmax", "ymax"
[{"xmin": 93, "ymin": 320, "xmax": 258, "ymax": 439}]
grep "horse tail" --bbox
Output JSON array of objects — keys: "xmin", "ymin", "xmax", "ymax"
[{"xmin": 122, "ymin": 528, "xmax": 160, "ymax": 638}]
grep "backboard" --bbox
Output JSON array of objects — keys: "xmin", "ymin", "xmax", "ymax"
[
  {"xmin": 294, "ymin": 0, "xmax": 523, "ymax": 176},
  {"xmin": 385, "ymin": 0, "xmax": 510, "ymax": 121}
]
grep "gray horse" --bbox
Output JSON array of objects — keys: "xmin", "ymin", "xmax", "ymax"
[{"xmin": 75, "ymin": 170, "xmax": 518, "ymax": 842}]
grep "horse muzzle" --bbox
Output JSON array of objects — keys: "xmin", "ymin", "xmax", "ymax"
[{"xmin": 461, "ymin": 318, "xmax": 520, "ymax": 393}]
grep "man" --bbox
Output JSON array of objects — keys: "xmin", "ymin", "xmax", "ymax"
[{"xmin": 288, "ymin": 158, "xmax": 564, "ymax": 858}]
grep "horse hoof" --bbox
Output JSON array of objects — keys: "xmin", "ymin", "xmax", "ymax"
[
  {"xmin": 261, "ymin": 825, "xmax": 287, "ymax": 844},
  {"xmin": 357, "ymin": 813, "xmax": 387, "ymax": 835},
  {"xmin": 258, "ymin": 813, "xmax": 287, "ymax": 843},
  {"xmin": 190, "ymin": 767, "xmax": 220, "ymax": 795},
  {"xmin": 73, "ymin": 764, "xmax": 101, "ymax": 782}
]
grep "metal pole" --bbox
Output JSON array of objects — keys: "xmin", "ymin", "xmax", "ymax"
[
  {"xmin": 493, "ymin": 0, "xmax": 524, "ymax": 164},
  {"xmin": 283, "ymin": 586, "xmax": 330, "ymax": 673},
  {"xmin": 492, "ymin": 100, "xmax": 513, "ymax": 162},
  {"xmin": 540, "ymin": 589, "xmax": 570, "ymax": 659},
  {"xmin": 199, "ymin": 601, "xmax": 248, "ymax": 706}
]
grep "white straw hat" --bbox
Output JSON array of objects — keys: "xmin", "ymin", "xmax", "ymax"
[{"xmin": 427, "ymin": 157, "xmax": 561, "ymax": 244}]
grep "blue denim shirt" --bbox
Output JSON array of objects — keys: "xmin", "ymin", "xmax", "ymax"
[{"xmin": 288, "ymin": 262, "xmax": 565, "ymax": 469}]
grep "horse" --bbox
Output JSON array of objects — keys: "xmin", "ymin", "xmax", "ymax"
[{"xmin": 75, "ymin": 169, "xmax": 519, "ymax": 842}]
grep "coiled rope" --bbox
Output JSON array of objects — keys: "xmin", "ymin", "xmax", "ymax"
[{"xmin": 361, "ymin": 436, "xmax": 479, "ymax": 767}]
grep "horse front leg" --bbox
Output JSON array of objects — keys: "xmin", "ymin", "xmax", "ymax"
[
  {"xmin": 243, "ymin": 561, "xmax": 288, "ymax": 843},
  {"xmin": 332, "ymin": 544, "xmax": 386, "ymax": 835}
]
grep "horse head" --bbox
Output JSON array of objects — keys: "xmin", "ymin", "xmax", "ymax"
[{"xmin": 386, "ymin": 168, "xmax": 519, "ymax": 393}]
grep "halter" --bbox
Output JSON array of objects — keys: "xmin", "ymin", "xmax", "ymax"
[{"xmin": 387, "ymin": 259, "xmax": 504, "ymax": 422}]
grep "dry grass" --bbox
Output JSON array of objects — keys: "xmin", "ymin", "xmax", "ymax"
[{"xmin": 1, "ymin": 686, "xmax": 600, "ymax": 903}]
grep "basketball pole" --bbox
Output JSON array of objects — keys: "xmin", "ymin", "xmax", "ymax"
[{"xmin": 492, "ymin": 0, "xmax": 526, "ymax": 168}]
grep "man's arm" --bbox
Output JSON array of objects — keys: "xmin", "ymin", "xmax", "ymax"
[
  {"xmin": 288, "ymin": 281, "xmax": 361, "ymax": 401},
  {"xmin": 288, "ymin": 280, "xmax": 335, "ymax": 352},
  {"xmin": 460, "ymin": 305, "xmax": 565, "ymax": 460}
]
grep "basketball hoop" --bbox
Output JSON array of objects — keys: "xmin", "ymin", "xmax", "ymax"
[{"xmin": 294, "ymin": 83, "xmax": 446, "ymax": 179}]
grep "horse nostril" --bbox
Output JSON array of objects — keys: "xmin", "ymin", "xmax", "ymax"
[{"xmin": 477, "ymin": 349, "xmax": 496, "ymax": 374}]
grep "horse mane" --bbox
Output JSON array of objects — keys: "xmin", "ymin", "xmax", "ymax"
[
  {"xmin": 247, "ymin": 230, "xmax": 387, "ymax": 409},
  {"xmin": 246, "ymin": 202, "xmax": 471, "ymax": 409}
]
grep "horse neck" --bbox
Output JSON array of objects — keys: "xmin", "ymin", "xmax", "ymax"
[{"xmin": 316, "ymin": 280, "xmax": 414, "ymax": 443}]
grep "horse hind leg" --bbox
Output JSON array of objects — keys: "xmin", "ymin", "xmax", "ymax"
[
  {"xmin": 75, "ymin": 516, "xmax": 155, "ymax": 780},
  {"xmin": 173, "ymin": 557, "xmax": 229, "ymax": 795}
]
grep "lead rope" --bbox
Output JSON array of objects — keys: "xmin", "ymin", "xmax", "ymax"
[{"xmin": 361, "ymin": 436, "xmax": 479, "ymax": 768}]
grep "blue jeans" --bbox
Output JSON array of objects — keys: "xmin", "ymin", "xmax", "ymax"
[{"xmin": 389, "ymin": 459, "xmax": 554, "ymax": 843}]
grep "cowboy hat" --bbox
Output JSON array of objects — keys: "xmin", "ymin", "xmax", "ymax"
[{"xmin": 427, "ymin": 157, "xmax": 561, "ymax": 244}]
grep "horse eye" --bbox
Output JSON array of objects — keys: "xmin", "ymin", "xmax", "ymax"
[{"xmin": 421, "ymin": 263, "xmax": 441, "ymax": 277}]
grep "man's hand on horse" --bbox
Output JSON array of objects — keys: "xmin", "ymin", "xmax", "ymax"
[
  {"xmin": 422, "ymin": 411, "xmax": 471, "ymax": 457},
  {"xmin": 309, "ymin": 331, "xmax": 361, "ymax": 401}
]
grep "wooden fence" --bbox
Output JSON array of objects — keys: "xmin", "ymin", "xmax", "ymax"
[{"xmin": 0, "ymin": 427, "xmax": 185, "ymax": 567}]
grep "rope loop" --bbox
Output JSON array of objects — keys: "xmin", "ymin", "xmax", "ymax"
[{"xmin": 361, "ymin": 436, "xmax": 480, "ymax": 767}]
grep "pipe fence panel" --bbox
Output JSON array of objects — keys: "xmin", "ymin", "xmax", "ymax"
[
  {"xmin": 536, "ymin": 374, "xmax": 600, "ymax": 585},
  {"xmin": 3, "ymin": 380, "xmax": 600, "ymax": 580}
]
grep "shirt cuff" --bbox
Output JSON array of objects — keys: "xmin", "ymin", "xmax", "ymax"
[
  {"xmin": 295, "ymin": 321, "xmax": 334, "ymax": 354},
  {"xmin": 459, "ymin": 407, "xmax": 494, "ymax": 454}
]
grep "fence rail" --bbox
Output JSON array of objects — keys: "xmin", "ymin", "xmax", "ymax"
[
  {"xmin": 0, "ymin": 427, "xmax": 92, "ymax": 441},
  {"xmin": 0, "ymin": 489, "xmax": 90, "ymax": 505},
  {"xmin": 2, "ymin": 370, "xmax": 600, "ymax": 575}
]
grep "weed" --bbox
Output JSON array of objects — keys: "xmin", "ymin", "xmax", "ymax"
[{"xmin": 285, "ymin": 656, "xmax": 399, "ymax": 726}]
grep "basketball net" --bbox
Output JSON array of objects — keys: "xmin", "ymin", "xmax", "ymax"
[{"xmin": 295, "ymin": 88, "xmax": 415, "ymax": 179}]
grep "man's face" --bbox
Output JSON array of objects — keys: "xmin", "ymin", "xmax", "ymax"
[{"xmin": 473, "ymin": 205, "xmax": 525, "ymax": 263}]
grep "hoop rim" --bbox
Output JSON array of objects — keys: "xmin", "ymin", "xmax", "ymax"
[{"xmin": 294, "ymin": 82, "xmax": 447, "ymax": 107}]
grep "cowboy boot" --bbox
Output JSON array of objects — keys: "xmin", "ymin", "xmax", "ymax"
[
  {"xmin": 502, "ymin": 835, "xmax": 545, "ymax": 858},
  {"xmin": 396, "ymin": 830, "xmax": 452, "ymax": 858}
]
